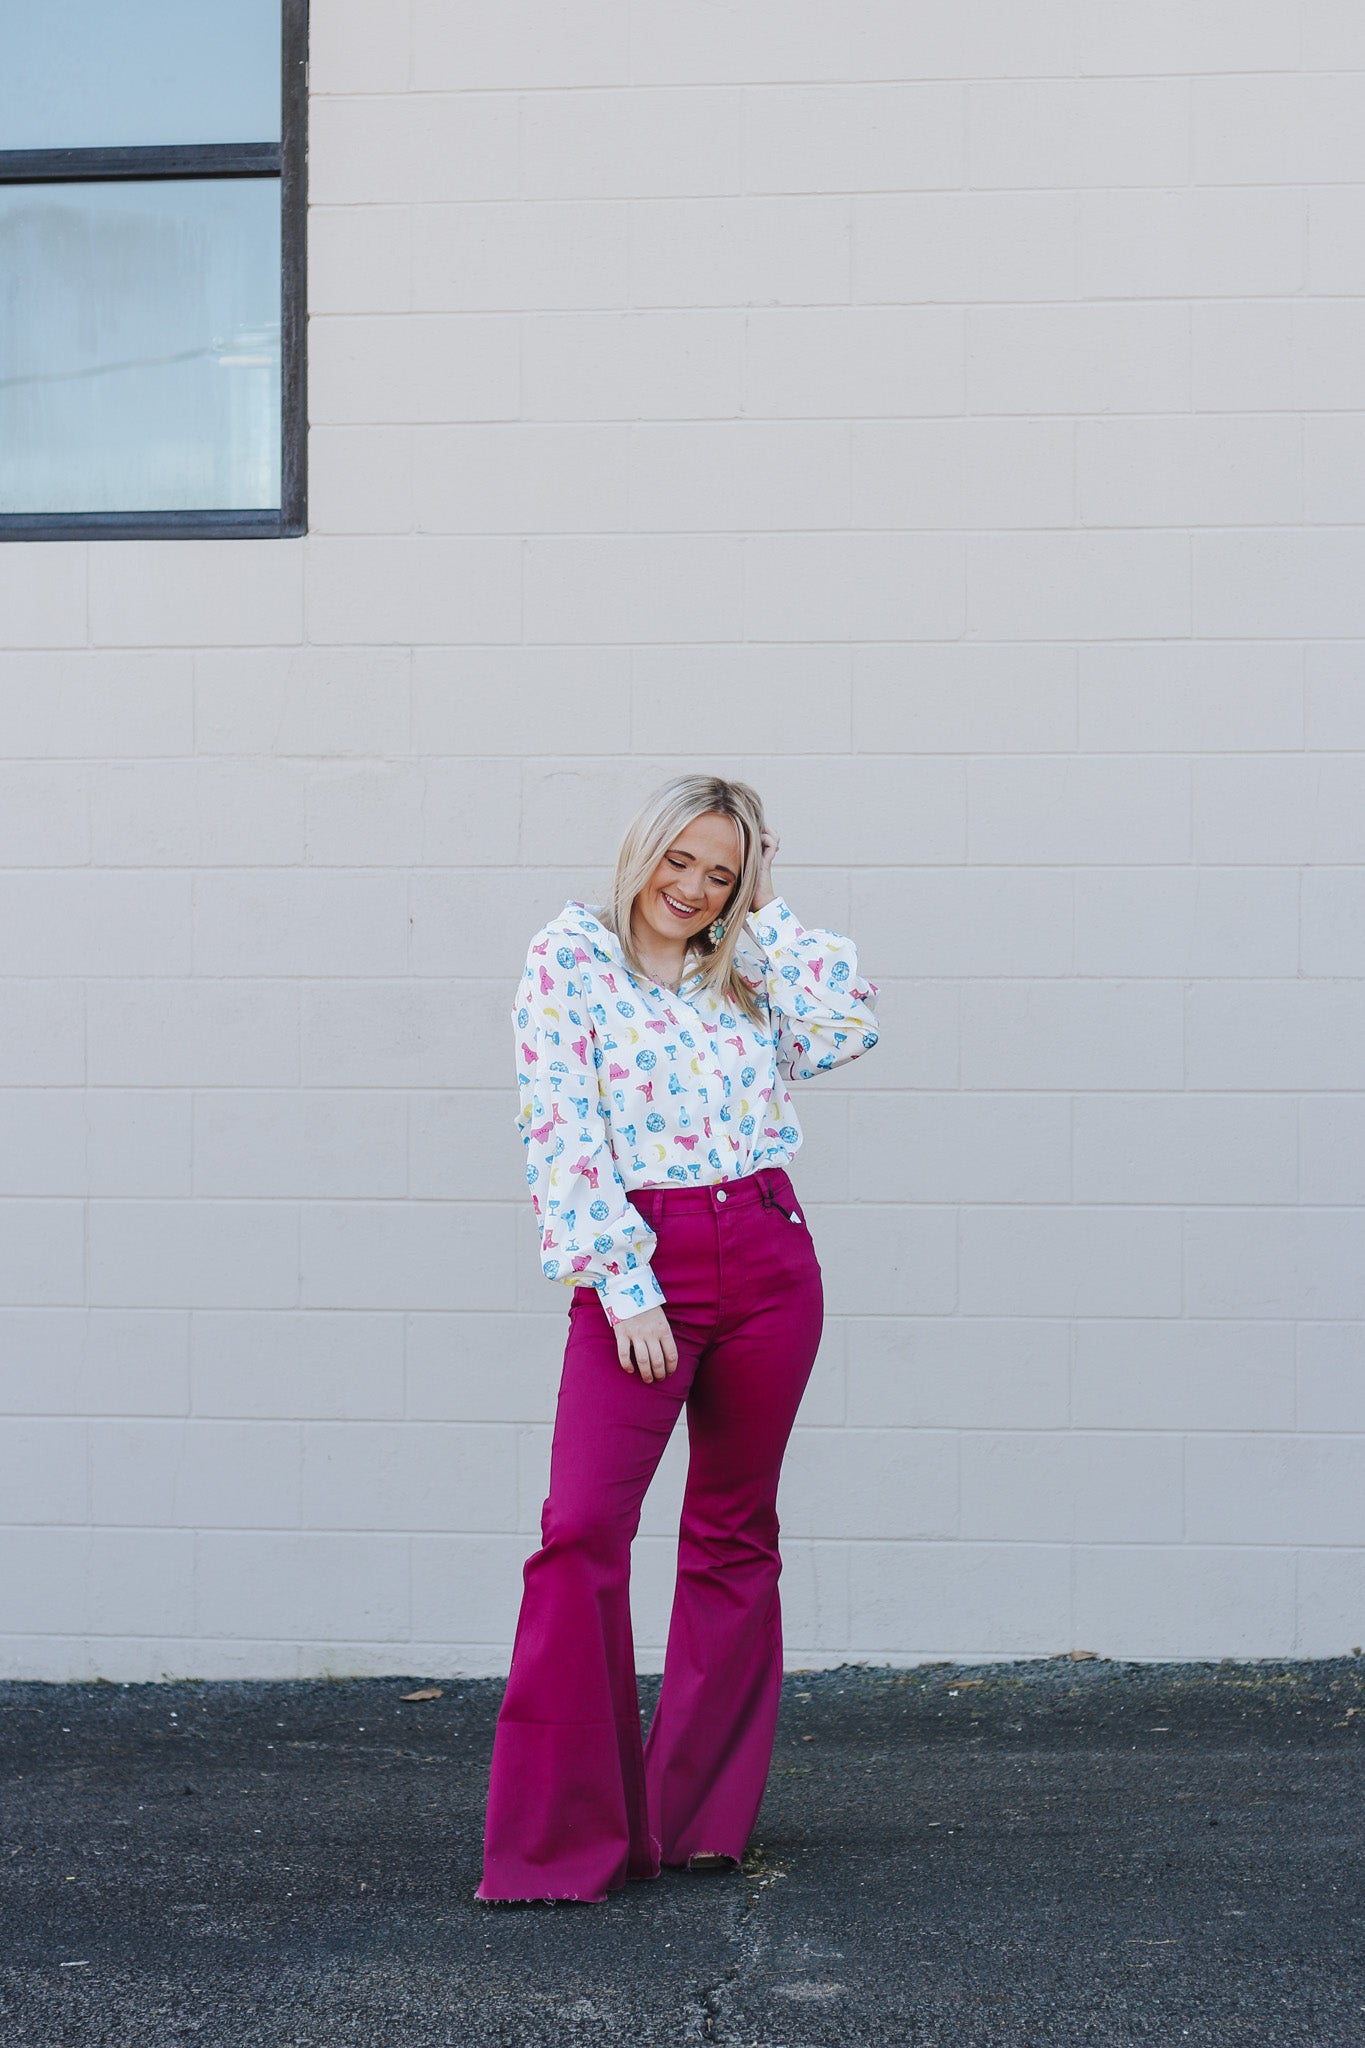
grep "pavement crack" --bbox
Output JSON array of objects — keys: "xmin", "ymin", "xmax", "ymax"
[{"xmin": 690, "ymin": 1849, "xmax": 789, "ymax": 2042}]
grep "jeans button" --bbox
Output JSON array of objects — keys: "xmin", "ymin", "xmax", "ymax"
[{"xmin": 715, "ymin": 1186, "xmax": 727, "ymax": 1201}]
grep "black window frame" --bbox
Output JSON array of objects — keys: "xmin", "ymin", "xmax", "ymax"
[{"xmin": 0, "ymin": 0, "xmax": 308, "ymax": 542}]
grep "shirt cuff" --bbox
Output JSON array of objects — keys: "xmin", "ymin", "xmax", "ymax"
[
  {"xmin": 602, "ymin": 1261, "xmax": 667, "ymax": 1328},
  {"xmin": 747, "ymin": 894, "xmax": 795, "ymax": 942}
]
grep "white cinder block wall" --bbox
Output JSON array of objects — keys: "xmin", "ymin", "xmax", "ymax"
[{"xmin": 3, "ymin": 1, "xmax": 1364, "ymax": 1680}]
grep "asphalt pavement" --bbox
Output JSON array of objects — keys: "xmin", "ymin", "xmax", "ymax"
[{"xmin": 2, "ymin": 1656, "xmax": 1362, "ymax": 2047}]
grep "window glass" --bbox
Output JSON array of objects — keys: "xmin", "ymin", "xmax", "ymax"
[
  {"xmin": 0, "ymin": 180, "xmax": 281, "ymax": 514},
  {"xmin": 0, "ymin": 0, "xmax": 282, "ymax": 149}
]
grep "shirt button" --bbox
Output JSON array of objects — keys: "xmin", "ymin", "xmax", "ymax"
[{"xmin": 716, "ymin": 1187, "xmax": 728, "ymax": 1202}]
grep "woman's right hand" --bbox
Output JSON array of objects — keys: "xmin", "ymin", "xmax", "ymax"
[{"xmin": 613, "ymin": 1305, "xmax": 678, "ymax": 1384}]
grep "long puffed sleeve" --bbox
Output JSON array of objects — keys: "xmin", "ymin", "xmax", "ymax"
[
  {"xmin": 512, "ymin": 931, "xmax": 668, "ymax": 1326},
  {"xmin": 737, "ymin": 895, "xmax": 881, "ymax": 1082}
]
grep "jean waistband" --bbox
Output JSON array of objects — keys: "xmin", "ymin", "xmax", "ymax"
[{"xmin": 629, "ymin": 1164, "xmax": 795, "ymax": 1216}]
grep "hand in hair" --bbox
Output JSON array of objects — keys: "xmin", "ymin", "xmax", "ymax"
[{"xmin": 753, "ymin": 824, "xmax": 780, "ymax": 913}]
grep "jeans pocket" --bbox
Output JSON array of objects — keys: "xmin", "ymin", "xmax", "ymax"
[{"xmin": 765, "ymin": 1198, "xmax": 821, "ymax": 1286}]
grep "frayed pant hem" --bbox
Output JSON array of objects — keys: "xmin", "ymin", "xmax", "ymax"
[
  {"xmin": 475, "ymin": 1865, "xmax": 661, "ymax": 1905},
  {"xmin": 475, "ymin": 1887, "xmax": 609, "ymax": 1907}
]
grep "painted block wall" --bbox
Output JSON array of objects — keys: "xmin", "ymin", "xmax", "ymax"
[{"xmin": 2, "ymin": 0, "xmax": 1363, "ymax": 1679}]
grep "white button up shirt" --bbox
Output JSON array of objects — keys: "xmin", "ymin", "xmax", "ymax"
[{"xmin": 512, "ymin": 894, "xmax": 881, "ymax": 1325}]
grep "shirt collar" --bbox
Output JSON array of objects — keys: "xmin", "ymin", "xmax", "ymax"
[{"xmin": 564, "ymin": 899, "xmax": 705, "ymax": 994}]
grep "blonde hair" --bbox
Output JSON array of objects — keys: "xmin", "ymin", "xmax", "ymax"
[{"xmin": 602, "ymin": 774, "xmax": 768, "ymax": 1028}]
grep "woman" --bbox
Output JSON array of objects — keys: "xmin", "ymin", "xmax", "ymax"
[{"xmin": 476, "ymin": 773, "xmax": 881, "ymax": 1904}]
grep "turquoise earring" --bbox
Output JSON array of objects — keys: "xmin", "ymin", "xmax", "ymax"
[{"xmin": 708, "ymin": 917, "xmax": 725, "ymax": 945}]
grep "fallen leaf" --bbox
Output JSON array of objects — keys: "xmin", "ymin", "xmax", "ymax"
[{"xmin": 399, "ymin": 1687, "xmax": 443, "ymax": 1703}]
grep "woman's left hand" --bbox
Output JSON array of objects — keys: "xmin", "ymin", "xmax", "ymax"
[{"xmin": 753, "ymin": 825, "xmax": 780, "ymax": 912}]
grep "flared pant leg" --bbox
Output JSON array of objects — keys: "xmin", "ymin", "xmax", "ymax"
[
  {"xmin": 476, "ymin": 1296, "xmax": 694, "ymax": 1902},
  {"xmin": 643, "ymin": 1215, "xmax": 824, "ymax": 1865}
]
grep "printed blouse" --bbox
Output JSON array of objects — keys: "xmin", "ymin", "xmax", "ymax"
[{"xmin": 511, "ymin": 894, "xmax": 881, "ymax": 1325}]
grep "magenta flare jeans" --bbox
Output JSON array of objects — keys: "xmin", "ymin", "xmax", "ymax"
[{"xmin": 476, "ymin": 1163, "xmax": 825, "ymax": 1903}]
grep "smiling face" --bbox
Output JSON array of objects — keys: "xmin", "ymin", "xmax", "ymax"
[{"xmin": 633, "ymin": 809, "xmax": 746, "ymax": 956}]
